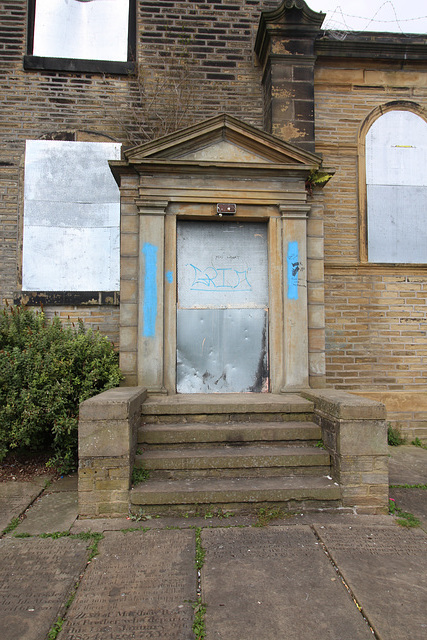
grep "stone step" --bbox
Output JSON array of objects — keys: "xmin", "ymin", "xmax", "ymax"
[
  {"xmin": 130, "ymin": 476, "xmax": 341, "ymax": 515},
  {"xmin": 142, "ymin": 393, "xmax": 314, "ymax": 424},
  {"xmin": 136, "ymin": 446, "xmax": 330, "ymax": 472},
  {"xmin": 138, "ymin": 421, "xmax": 322, "ymax": 446}
]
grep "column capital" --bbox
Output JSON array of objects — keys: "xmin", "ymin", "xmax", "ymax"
[
  {"xmin": 136, "ymin": 200, "xmax": 169, "ymax": 216},
  {"xmin": 280, "ymin": 204, "xmax": 310, "ymax": 219}
]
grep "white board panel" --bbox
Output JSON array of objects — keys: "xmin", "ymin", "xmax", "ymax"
[
  {"xmin": 366, "ymin": 111, "xmax": 427, "ymax": 264},
  {"xmin": 33, "ymin": 0, "xmax": 130, "ymax": 62},
  {"xmin": 366, "ymin": 111, "xmax": 427, "ymax": 187},
  {"xmin": 24, "ymin": 140, "xmax": 121, "ymax": 203},
  {"xmin": 23, "ymin": 201, "xmax": 119, "ymax": 228},
  {"xmin": 23, "ymin": 140, "xmax": 121, "ymax": 291},
  {"xmin": 22, "ymin": 226, "xmax": 120, "ymax": 291},
  {"xmin": 367, "ymin": 185, "xmax": 427, "ymax": 263}
]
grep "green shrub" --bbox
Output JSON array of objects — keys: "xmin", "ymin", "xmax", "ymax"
[{"xmin": 0, "ymin": 305, "xmax": 122, "ymax": 473}]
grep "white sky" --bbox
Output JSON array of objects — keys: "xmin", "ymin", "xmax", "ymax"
[{"xmin": 307, "ymin": 1, "xmax": 427, "ymax": 34}]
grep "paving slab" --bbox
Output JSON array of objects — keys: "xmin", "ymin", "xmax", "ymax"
[
  {"xmin": 13, "ymin": 492, "xmax": 78, "ymax": 535},
  {"xmin": 388, "ymin": 445, "xmax": 427, "ymax": 485},
  {"xmin": 0, "ymin": 480, "xmax": 46, "ymax": 532},
  {"xmin": 389, "ymin": 487, "xmax": 427, "ymax": 532},
  {"xmin": 71, "ymin": 511, "xmax": 397, "ymax": 534},
  {"xmin": 58, "ymin": 529, "xmax": 197, "ymax": 640},
  {"xmin": 71, "ymin": 514, "xmax": 256, "ymax": 533},
  {"xmin": 49, "ymin": 473, "xmax": 78, "ymax": 492},
  {"xmin": 315, "ymin": 524, "xmax": 427, "ymax": 640},
  {"xmin": 0, "ymin": 536, "xmax": 88, "ymax": 640},
  {"xmin": 201, "ymin": 526, "xmax": 373, "ymax": 640}
]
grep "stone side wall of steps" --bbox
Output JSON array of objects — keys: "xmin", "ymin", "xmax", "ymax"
[{"xmin": 78, "ymin": 389, "xmax": 387, "ymax": 517}]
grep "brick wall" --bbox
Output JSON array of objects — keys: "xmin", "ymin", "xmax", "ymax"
[
  {"xmin": 0, "ymin": 0, "xmax": 276, "ymax": 351},
  {"xmin": 315, "ymin": 62, "xmax": 427, "ymax": 392},
  {"xmin": 42, "ymin": 306, "xmax": 120, "ymax": 348},
  {"xmin": 324, "ymin": 273, "xmax": 427, "ymax": 390},
  {"xmin": 0, "ymin": 0, "xmax": 276, "ymax": 306}
]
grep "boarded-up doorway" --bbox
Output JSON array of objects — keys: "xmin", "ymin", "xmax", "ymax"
[{"xmin": 176, "ymin": 220, "xmax": 268, "ymax": 392}]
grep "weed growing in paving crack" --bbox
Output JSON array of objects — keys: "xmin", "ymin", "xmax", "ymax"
[
  {"xmin": 412, "ymin": 437, "xmax": 427, "ymax": 450},
  {"xmin": 254, "ymin": 506, "xmax": 288, "ymax": 527},
  {"xmin": 1, "ymin": 516, "xmax": 20, "ymax": 536},
  {"xmin": 195, "ymin": 527, "xmax": 206, "ymax": 571},
  {"xmin": 390, "ymin": 483, "xmax": 427, "ymax": 489},
  {"xmin": 22, "ymin": 530, "xmax": 104, "ymax": 560},
  {"xmin": 192, "ymin": 527, "xmax": 207, "ymax": 639},
  {"xmin": 389, "ymin": 499, "xmax": 421, "ymax": 528},
  {"xmin": 204, "ymin": 506, "xmax": 235, "ymax": 520},
  {"xmin": 120, "ymin": 526, "xmax": 150, "ymax": 534},
  {"xmin": 47, "ymin": 617, "xmax": 63, "ymax": 640},
  {"xmin": 128, "ymin": 508, "xmax": 160, "ymax": 522},
  {"xmin": 193, "ymin": 598, "xmax": 207, "ymax": 640},
  {"xmin": 40, "ymin": 531, "xmax": 70, "ymax": 539},
  {"xmin": 44, "ymin": 531, "xmax": 104, "ymax": 638}
]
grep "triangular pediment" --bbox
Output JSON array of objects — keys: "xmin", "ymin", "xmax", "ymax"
[{"xmin": 123, "ymin": 114, "xmax": 321, "ymax": 167}]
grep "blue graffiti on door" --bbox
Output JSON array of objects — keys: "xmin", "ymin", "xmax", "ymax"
[{"xmin": 188, "ymin": 264, "xmax": 252, "ymax": 291}]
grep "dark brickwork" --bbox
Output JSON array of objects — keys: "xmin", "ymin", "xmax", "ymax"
[{"xmin": 0, "ymin": 0, "xmax": 276, "ymax": 308}]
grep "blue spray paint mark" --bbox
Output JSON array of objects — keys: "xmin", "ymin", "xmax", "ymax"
[
  {"xmin": 142, "ymin": 243, "xmax": 158, "ymax": 337},
  {"xmin": 166, "ymin": 271, "xmax": 173, "ymax": 284},
  {"xmin": 287, "ymin": 241, "xmax": 299, "ymax": 300}
]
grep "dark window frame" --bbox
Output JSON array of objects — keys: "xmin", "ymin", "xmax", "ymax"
[{"xmin": 24, "ymin": 0, "xmax": 136, "ymax": 75}]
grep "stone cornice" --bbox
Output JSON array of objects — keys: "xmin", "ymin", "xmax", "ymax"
[
  {"xmin": 136, "ymin": 200, "xmax": 168, "ymax": 216},
  {"xmin": 280, "ymin": 204, "xmax": 310, "ymax": 219},
  {"xmin": 255, "ymin": 0, "xmax": 325, "ymax": 66},
  {"xmin": 316, "ymin": 37, "xmax": 427, "ymax": 61}
]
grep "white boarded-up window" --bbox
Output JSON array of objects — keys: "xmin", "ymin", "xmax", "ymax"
[
  {"xmin": 33, "ymin": 0, "xmax": 130, "ymax": 62},
  {"xmin": 23, "ymin": 140, "xmax": 121, "ymax": 291},
  {"xmin": 366, "ymin": 110, "xmax": 427, "ymax": 263}
]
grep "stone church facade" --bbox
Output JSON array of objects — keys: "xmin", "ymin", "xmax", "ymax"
[{"xmin": 1, "ymin": 0, "xmax": 427, "ymax": 443}]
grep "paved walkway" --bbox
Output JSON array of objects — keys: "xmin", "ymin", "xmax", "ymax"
[{"xmin": 0, "ymin": 446, "xmax": 426, "ymax": 639}]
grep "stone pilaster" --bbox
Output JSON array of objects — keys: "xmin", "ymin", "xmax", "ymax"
[
  {"xmin": 281, "ymin": 203, "xmax": 310, "ymax": 389},
  {"xmin": 136, "ymin": 200, "xmax": 168, "ymax": 392}
]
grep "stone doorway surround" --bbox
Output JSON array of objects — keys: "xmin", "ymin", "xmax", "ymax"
[{"xmin": 109, "ymin": 114, "xmax": 328, "ymax": 393}]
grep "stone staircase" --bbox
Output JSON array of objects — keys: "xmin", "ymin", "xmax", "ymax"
[{"xmin": 130, "ymin": 394, "xmax": 341, "ymax": 515}]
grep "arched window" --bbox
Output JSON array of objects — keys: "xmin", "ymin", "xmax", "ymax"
[{"xmin": 364, "ymin": 108, "xmax": 427, "ymax": 263}]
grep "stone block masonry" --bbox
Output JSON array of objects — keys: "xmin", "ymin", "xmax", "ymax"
[
  {"xmin": 78, "ymin": 386, "xmax": 147, "ymax": 517},
  {"xmin": 302, "ymin": 389, "xmax": 388, "ymax": 513},
  {"xmin": 315, "ymin": 59, "xmax": 427, "ymax": 431}
]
